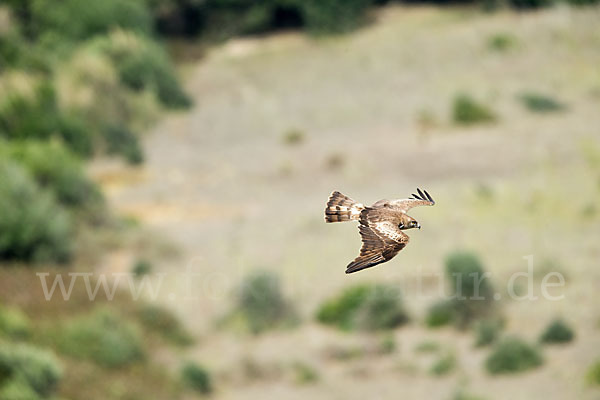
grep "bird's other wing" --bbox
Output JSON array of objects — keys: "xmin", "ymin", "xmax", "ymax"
[
  {"xmin": 391, "ymin": 188, "xmax": 435, "ymax": 212},
  {"xmin": 345, "ymin": 208, "xmax": 409, "ymax": 274}
]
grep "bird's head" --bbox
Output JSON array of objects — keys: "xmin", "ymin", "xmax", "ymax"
[{"xmin": 399, "ymin": 215, "xmax": 420, "ymax": 230}]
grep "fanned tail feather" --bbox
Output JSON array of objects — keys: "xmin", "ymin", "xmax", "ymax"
[{"xmin": 324, "ymin": 191, "xmax": 364, "ymax": 223}]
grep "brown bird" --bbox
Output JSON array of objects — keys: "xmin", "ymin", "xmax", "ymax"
[{"xmin": 324, "ymin": 189, "xmax": 435, "ymax": 274}]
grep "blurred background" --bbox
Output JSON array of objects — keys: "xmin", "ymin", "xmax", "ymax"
[{"xmin": 1, "ymin": 0, "xmax": 599, "ymax": 399}]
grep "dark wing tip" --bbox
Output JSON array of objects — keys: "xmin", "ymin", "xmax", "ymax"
[
  {"xmin": 413, "ymin": 188, "xmax": 435, "ymax": 205},
  {"xmin": 423, "ymin": 189, "xmax": 435, "ymax": 204}
]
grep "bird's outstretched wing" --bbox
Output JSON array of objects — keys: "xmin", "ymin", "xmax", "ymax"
[
  {"xmin": 346, "ymin": 208, "xmax": 409, "ymax": 274},
  {"xmin": 391, "ymin": 188, "xmax": 435, "ymax": 212}
]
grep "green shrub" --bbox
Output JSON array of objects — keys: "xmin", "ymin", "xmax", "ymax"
[
  {"xmin": 0, "ymin": 160, "xmax": 72, "ymax": 263},
  {"xmin": 316, "ymin": 284, "xmax": 409, "ymax": 331},
  {"xmin": 230, "ymin": 270, "xmax": 297, "ymax": 334},
  {"xmin": 58, "ymin": 309, "xmax": 144, "ymax": 368},
  {"xmin": 474, "ymin": 319, "xmax": 502, "ymax": 347},
  {"xmin": 93, "ymin": 32, "xmax": 191, "ymax": 109},
  {"xmin": 137, "ymin": 304, "xmax": 193, "ymax": 346},
  {"xmin": 452, "ymin": 94, "xmax": 497, "ymax": 125},
  {"xmin": 0, "ymin": 140, "xmax": 103, "ymax": 211},
  {"xmin": 0, "ymin": 82, "xmax": 93, "ymax": 157},
  {"xmin": 487, "ymin": 33, "xmax": 516, "ymax": 52},
  {"xmin": 444, "ymin": 251, "xmax": 495, "ymax": 328},
  {"xmin": 102, "ymin": 124, "xmax": 144, "ymax": 165},
  {"xmin": 539, "ymin": 319, "xmax": 574, "ymax": 344},
  {"xmin": 131, "ymin": 259, "xmax": 153, "ymax": 277},
  {"xmin": 485, "ymin": 337, "xmax": 543, "ymax": 374},
  {"xmin": 425, "ymin": 300, "xmax": 455, "ymax": 328},
  {"xmin": 519, "ymin": 92, "xmax": 565, "ymax": 113},
  {"xmin": 302, "ymin": 0, "xmax": 372, "ymax": 34},
  {"xmin": 587, "ymin": 360, "xmax": 600, "ymax": 386},
  {"xmin": 430, "ymin": 353, "xmax": 456, "ymax": 376},
  {"xmin": 0, "ymin": 306, "xmax": 31, "ymax": 340},
  {"xmin": 0, "ymin": 343, "xmax": 62, "ymax": 398},
  {"xmin": 181, "ymin": 362, "xmax": 212, "ymax": 395},
  {"xmin": 29, "ymin": 0, "xmax": 152, "ymax": 41}
]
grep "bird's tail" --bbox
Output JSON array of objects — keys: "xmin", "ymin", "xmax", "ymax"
[{"xmin": 324, "ymin": 191, "xmax": 364, "ymax": 223}]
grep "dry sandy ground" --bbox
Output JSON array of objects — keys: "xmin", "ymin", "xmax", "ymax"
[{"xmin": 93, "ymin": 5, "xmax": 600, "ymax": 399}]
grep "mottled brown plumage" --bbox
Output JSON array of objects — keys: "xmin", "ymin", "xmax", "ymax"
[{"xmin": 324, "ymin": 189, "xmax": 435, "ymax": 274}]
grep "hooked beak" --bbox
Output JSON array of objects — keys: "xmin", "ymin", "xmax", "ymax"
[{"xmin": 418, "ymin": 224, "xmax": 421, "ymax": 230}]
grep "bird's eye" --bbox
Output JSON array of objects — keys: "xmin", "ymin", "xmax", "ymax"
[{"xmin": 412, "ymin": 221, "xmax": 418, "ymax": 226}]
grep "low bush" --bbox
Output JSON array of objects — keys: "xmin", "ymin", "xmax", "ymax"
[
  {"xmin": 485, "ymin": 337, "xmax": 543, "ymax": 374},
  {"xmin": 425, "ymin": 300, "xmax": 455, "ymax": 328},
  {"xmin": 29, "ymin": 0, "xmax": 152, "ymax": 41},
  {"xmin": 487, "ymin": 33, "xmax": 516, "ymax": 52},
  {"xmin": 0, "ymin": 160, "xmax": 72, "ymax": 263},
  {"xmin": 444, "ymin": 251, "xmax": 496, "ymax": 328},
  {"xmin": 452, "ymin": 94, "xmax": 496, "ymax": 125},
  {"xmin": 0, "ymin": 343, "xmax": 62, "ymax": 398},
  {"xmin": 0, "ymin": 140, "xmax": 103, "ymax": 211},
  {"xmin": 131, "ymin": 258, "xmax": 153, "ymax": 277},
  {"xmin": 539, "ymin": 319, "xmax": 574, "ymax": 344},
  {"xmin": 230, "ymin": 270, "xmax": 297, "ymax": 334},
  {"xmin": 0, "ymin": 81, "xmax": 93, "ymax": 157},
  {"xmin": 519, "ymin": 92, "xmax": 565, "ymax": 113},
  {"xmin": 0, "ymin": 306, "xmax": 31, "ymax": 340},
  {"xmin": 137, "ymin": 304, "xmax": 193, "ymax": 346},
  {"xmin": 301, "ymin": 0, "xmax": 372, "ymax": 34},
  {"xmin": 93, "ymin": 31, "xmax": 191, "ymax": 109},
  {"xmin": 102, "ymin": 124, "xmax": 144, "ymax": 165},
  {"xmin": 181, "ymin": 361, "xmax": 212, "ymax": 395},
  {"xmin": 316, "ymin": 284, "xmax": 409, "ymax": 331},
  {"xmin": 474, "ymin": 319, "xmax": 502, "ymax": 347},
  {"xmin": 58, "ymin": 308, "xmax": 144, "ymax": 368}
]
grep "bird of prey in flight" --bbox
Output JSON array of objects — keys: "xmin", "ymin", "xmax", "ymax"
[{"xmin": 324, "ymin": 189, "xmax": 435, "ymax": 274}]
